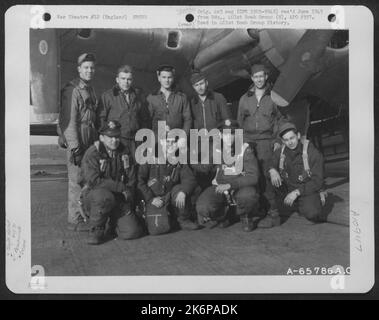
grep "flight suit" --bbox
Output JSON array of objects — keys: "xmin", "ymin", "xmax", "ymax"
[
  {"xmin": 97, "ymin": 85, "xmax": 151, "ymax": 158},
  {"xmin": 189, "ymin": 142, "xmax": 220, "ymax": 218},
  {"xmin": 269, "ymin": 140, "xmax": 325, "ymax": 222},
  {"xmin": 190, "ymin": 90, "xmax": 230, "ymax": 206},
  {"xmin": 196, "ymin": 143, "xmax": 260, "ymax": 228},
  {"xmin": 190, "ymin": 91, "xmax": 231, "ymax": 131},
  {"xmin": 138, "ymin": 162, "xmax": 197, "ymax": 235},
  {"xmin": 81, "ymin": 141, "xmax": 144, "ymax": 240},
  {"xmin": 147, "ymin": 89, "xmax": 192, "ymax": 136},
  {"xmin": 59, "ymin": 78, "xmax": 98, "ymax": 225},
  {"xmin": 237, "ymin": 85, "xmax": 286, "ymax": 213}
]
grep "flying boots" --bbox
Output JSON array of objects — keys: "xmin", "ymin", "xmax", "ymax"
[
  {"xmin": 257, "ymin": 208, "xmax": 281, "ymax": 228},
  {"xmin": 178, "ymin": 218, "xmax": 201, "ymax": 231},
  {"xmin": 176, "ymin": 207, "xmax": 200, "ymax": 231},
  {"xmin": 240, "ymin": 214, "xmax": 254, "ymax": 232}
]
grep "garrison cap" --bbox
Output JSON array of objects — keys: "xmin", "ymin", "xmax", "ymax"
[
  {"xmin": 190, "ymin": 70, "xmax": 207, "ymax": 85},
  {"xmin": 156, "ymin": 64, "xmax": 175, "ymax": 73},
  {"xmin": 99, "ymin": 120, "xmax": 121, "ymax": 137},
  {"xmin": 77, "ymin": 53, "xmax": 96, "ymax": 66},
  {"xmin": 278, "ymin": 122, "xmax": 297, "ymax": 138},
  {"xmin": 217, "ymin": 119, "xmax": 240, "ymax": 131},
  {"xmin": 250, "ymin": 64, "xmax": 268, "ymax": 76}
]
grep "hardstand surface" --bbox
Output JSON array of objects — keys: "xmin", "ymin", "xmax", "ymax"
[{"xmin": 31, "ymin": 147, "xmax": 349, "ymax": 276}]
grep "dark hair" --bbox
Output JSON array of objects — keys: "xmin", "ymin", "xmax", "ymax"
[
  {"xmin": 117, "ymin": 65, "xmax": 134, "ymax": 76},
  {"xmin": 280, "ymin": 128, "xmax": 298, "ymax": 138},
  {"xmin": 157, "ymin": 67, "xmax": 175, "ymax": 75}
]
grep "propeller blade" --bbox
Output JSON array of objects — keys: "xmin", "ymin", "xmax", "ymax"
[{"xmin": 271, "ymin": 30, "xmax": 335, "ymax": 107}]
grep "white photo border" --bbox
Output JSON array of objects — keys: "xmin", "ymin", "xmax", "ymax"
[{"xmin": 4, "ymin": 5, "xmax": 375, "ymax": 293}]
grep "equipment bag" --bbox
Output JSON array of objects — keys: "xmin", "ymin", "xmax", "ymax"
[
  {"xmin": 145, "ymin": 203, "xmax": 171, "ymax": 236},
  {"xmin": 117, "ymin": 210, "xmax": 145, "ymax": 240}
]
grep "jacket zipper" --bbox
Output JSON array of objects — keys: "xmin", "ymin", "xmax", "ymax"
[
  {"xmin": 255, "ymin": 93, "xmax": 266, "ymax": 131},
  {"xmin": 201, "ymin": 101, "xmax": 207, "ymax": 129},
  {"xmin": 256, "ymin": 101, "xmax": 260, "ymax": 130},
  {"xmin": 248, "ymin": 86, "xmax": 269, "ymax": 131}
]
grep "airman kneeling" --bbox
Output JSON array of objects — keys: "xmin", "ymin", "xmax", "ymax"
[{"xmin": 81, "ymin": 120, "xmax": 145, "ymax": 245}]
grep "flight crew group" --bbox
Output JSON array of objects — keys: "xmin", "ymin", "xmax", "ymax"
[{"xmin": 58, "ymin": 53, "xmax": 326, "ymax": 245}]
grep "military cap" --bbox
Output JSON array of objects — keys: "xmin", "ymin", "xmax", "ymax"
[
  {"xmin": 190, "ymin": 70, "xmax": 207, "ymax": 85},
  {"xmin": 99, "ymin": 120, "xmax": 121, "ymax": 137},
  {"xmin": 156, "ymin": 64, "xmax": 175, "ymax": 73},
  {"xmin": 250, "ymin": 64, "xmax": 268, "ymax": 76},
  {"xmin": 278, "ymin": 122, "xmax": 297, "ymax": 138},
  {"xmin": 77, "ymin": 53, "xmax": 96, "ymax": 66},
  {"xmin": 217, "ymin": 119, "xmax": 240, "ymax": 131}
]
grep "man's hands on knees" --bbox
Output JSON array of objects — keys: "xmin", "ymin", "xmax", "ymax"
[
  {"xmin": 175, "ymin": 191, "xmax": 186, "ymax": 209},
  {"xmin": 320, "ymin": 190, "xmax": 328, "ymax": 206},
  {"xmin": 152, "ymin": 197, "xmax": 164, "ymax": 208},
  {"xmin": 215, "ymin": 184, "xmax": 231, "ymax": 194},
  {"xmin": 284, "ymin": 189, "xmax": 300, "ymax": 207},
  {"xmin": 269, "ymin": 169, "xmax": 282, "ymax": 188}
]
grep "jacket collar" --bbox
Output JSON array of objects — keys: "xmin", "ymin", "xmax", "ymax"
[
  {"xmin": 112, "ymin": 85, "xmax": 136, "ymax": 97},
  {"xmin": 246, "ymin": 83, "xmax": 272, "ymax": 97},
  {"xmin": 71, "ymin": 78, "xmax": 91, "ymax": 90},
  {"xmin": 192, "ymin": 90, "xmax": 215, "ymax": 104},
  {"xmin": 97, "ymin": 141, "xmax": 126, "ymax": 159},
  {"xmin": 97, "ymin": 141, "xmax": 111, "ymax": 158},
  {"xmin": 284, "ymin": 142, "xmax": 303, "ymax": 158},
  {"xmin": 153, "ymin": 85, "xmax": 180, "ymax": 96}
]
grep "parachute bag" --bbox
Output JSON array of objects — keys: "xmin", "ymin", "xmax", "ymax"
[
  {"xmin": 145, "ymin": 203, "xmax": 171, "ymax": 236},
  {"xmin": 116, "ymin": 209, "xmax": 145, "ymax": 240}
]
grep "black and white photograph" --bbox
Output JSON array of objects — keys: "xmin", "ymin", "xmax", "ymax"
[{"xmin": 5, "ymin": 5, "xmax": 374, "ymax": 293}]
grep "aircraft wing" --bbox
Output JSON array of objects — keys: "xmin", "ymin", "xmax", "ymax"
[{"xmin": 30, "ymin": 28, "xmax": 348, "ymax": 135}]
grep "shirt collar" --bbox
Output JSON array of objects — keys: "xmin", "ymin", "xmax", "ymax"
[{"xmin": 77, "ymin": 78, "xmax": 90, "ymax": 89}]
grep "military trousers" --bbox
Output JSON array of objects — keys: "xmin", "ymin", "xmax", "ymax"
[
  {"xmin": 84, "ymin": 188, "xmax": 145, "ymax": 240},
  {"xmin": 276, "ymin": 191, "xmax": 325, "ymax": 222},
  {"xmin": 66, "ymin": 151, "xmax": 82, "ymax": 224},
  {"xmin": 251, "ymin": 139, "xmax": 277, "ymax": 211},
  {"xmin": 196, "ymin": 186, "xmax": 259, "ymax": 223}
]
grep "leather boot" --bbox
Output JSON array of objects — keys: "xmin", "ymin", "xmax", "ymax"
[
  {"xmin": 257, "ymin": 209, "xmax": 281, "ymax": 228},
  {"xmin": 218, "ymin": 218, "xmax": 231, "ymax": 229},
  {"xmin": 218, "ymin": 206, "xmax": 232, "ymax": 229},
  {"xmin": 177, "ymin": 207, "xmax": 200, "ymax": 231},
  {"xmin": 240, "ymin": 214, "xmax": 254, "ymax": 232},
  {"xmin": 178, "ymin": 219, "xmax": 200, "ymax": 231}
]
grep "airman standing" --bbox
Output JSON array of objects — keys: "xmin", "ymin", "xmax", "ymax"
[{"xmin": 58, "ymin": 53, "xmax": 98, "ymax": 231}]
